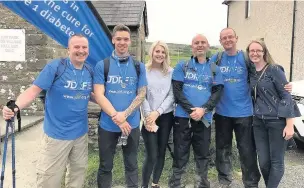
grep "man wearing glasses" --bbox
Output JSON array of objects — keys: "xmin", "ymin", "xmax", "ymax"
[{"xmin": 210, "ymin": 28, "xmax": 292, "ymax": 188}]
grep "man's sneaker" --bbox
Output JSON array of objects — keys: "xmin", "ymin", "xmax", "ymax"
[{"xmin": 151, "ymin": 185, "xmax": 160, "ymax": 188}]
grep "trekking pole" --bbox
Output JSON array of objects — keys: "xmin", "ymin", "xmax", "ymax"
[
  {"xmin": 0, "ymin": 118, "xmax": 10, "ymax": 188},
  {"xmin": 11, "ymin": 116, "xmax": 16, "ymax": 188},
  {"xmin": 0, "ymin": 100, "xmax": 19, "ymax": 188}
]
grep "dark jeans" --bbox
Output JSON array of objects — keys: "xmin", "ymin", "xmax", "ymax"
[
  {"xmin": 141, "ymin": 112, "xmax": 174, "ymax": 187},
  {"xmin": 169, "ymin": 117, "xmax": 211, "ymax": 188},
  {"xmin": 97, "ymin": 127, "xmax": 140, "ymax": 188},
  {"xmin": 253, "ymin": 117, "xmax": 287, "ymax": 188},
  {"xmin": 214, "ymin": 114, "xmax": 260, "ymax": 187}
]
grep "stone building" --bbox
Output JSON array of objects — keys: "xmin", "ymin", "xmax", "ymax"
[{"xmin": 92, "ymin": 1, "xmax": 148, "ymax": 62}]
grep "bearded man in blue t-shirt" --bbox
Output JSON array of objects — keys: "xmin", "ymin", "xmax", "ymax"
[
  {"xmin": 93, "ymin": 24, "xmax": 147, "ymax": 188},
  {"xmin": 2, "ymin": 34, "xmax": 93, "ymax": 188}
]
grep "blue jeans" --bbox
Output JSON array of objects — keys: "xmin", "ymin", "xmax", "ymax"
[{"xmin": 253, "ymin": 117, "xmax": 287, "ymax": 188}]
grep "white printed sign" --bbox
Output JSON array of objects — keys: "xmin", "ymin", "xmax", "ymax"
[{"xmin": 0, "ymin": 29, "xmax": 25, "ymax": 61}]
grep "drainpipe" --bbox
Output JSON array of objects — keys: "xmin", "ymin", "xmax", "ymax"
[
  {"xmin": 222, "ymin": 1, "xmax": 230, "ymax": 27},
  {"xmin": 227, "ymin": 4, "xmax": 230, "ymax": 27},
  {"xmin": 290, "ymin": 0, "xmax": 297, "ymax": 81}
]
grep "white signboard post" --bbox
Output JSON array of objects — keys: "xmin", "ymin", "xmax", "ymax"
[{"xmin": 0, "ymin": 29, "xmax": 25, "ymax": 61}]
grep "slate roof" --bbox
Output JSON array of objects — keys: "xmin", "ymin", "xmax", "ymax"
[
  {"xmin": 222, "ymin": 0, "xmax": 232, "ymax": 5},
  {"xmin": 91, "ymin": 1, "xmax": 149, "ymax": 36}
]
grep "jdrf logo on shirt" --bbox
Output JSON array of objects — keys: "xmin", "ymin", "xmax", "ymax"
[
  {"xmin": 185, "ymin": 72, "xmax": 211, "ymax": 83},
  {"xmin": 64, "ymin": 81, "xmax": 92, "ymax": 90},
  {"xmin": 220, "ymin": 66, "xmax": 244, "ymax": 74},
  {"xmin": 185, "ymin": 71, "xmax": 198, "ymax": 81},
  {"xmin": 107, "ymin": 76, "xmax": 137, "ymax": 86}
]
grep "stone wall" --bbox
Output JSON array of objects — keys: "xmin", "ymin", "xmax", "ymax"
[
  {"xmin": 137, "ymin": 17, "xmax": 147, "ymax": 62},
  {"xmin": 0, "ymin": 4, "xmax": 66, "ymax": 115},
  {"xmin": 124, "ymin": 28, "xmax": 146, "ymax": 62},
  {"xmin": 88, "ymin": 103, "xmax": 100, "ymax": 148}
]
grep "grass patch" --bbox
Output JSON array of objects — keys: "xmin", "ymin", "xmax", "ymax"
[
  {"xmin": 83, "ymin": 128, "xmax": 241, "ymax": 187},
  {"xmin": 83, "ymin": 143, "xmax": 218, "ymax": 187},
  {"xmin": 84, "ymin": 146, "xmax": 100, "ymax": 187}
]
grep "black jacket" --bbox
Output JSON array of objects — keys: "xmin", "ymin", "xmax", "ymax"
[{"xmin": 172, "ymin": 80, "xmax": 224, "ymax": 114}]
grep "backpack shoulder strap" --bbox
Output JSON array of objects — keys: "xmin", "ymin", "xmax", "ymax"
[
  {"xmin": 215, "ymin": 51, "xmax": 224, "ymax": 66},
  {"xmin": 83, "ymin": 63, "xmax": 93, "ymax": 79},
  {"xmin": 132, "ymin": 58, "xmax": 141, "ymax": 78},
  {"xmin": 103, "ymin": 57, "xmax": 110, "ymax": 83},
  {"xmin": 182, "ymin": 60, "xmax": 190, "ymax": 75},
  {"xmin": 210, "ymin": 62, "xmax": 217, "ymax": 78},
  {"xmin": 53, "ymin": 58, "xmax": 67, "ymax": 83},
  {"xmin": 39, "ymin": 58, "xmax": 66, "ymax": 103},
  {"xmin": 99, "ymin": 58, "xmax": 110, "ymax": 120},
  {"xmin": 240, "ymin": 50, "xmax": 251, "ymax": 70},
  {"xmin": 240, "ymin": 50, "xmax": 255, "ymax": 82},
  {"xmin": 241, "ymin": 50, "xmax": 249, "ymax": 64}
]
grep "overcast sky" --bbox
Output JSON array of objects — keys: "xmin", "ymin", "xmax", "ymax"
[{"xmin": 145, "ymin": 0, "xmax": 227, "ymax": 46}]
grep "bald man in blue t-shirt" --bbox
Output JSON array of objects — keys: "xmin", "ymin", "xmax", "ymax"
[{"xmin": 2, "ymin": 34, "xmax": 93, "ymax": 188}]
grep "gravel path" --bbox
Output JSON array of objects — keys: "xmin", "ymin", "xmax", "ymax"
[
  {"xmin": 0, "ymin": 122, "xmax": 42, "ymax": 188},
  {"xmin": 204, "ymin": 149, "xmax": 304, "ymax": 188},
  {"xmin": 1, "ymin": 123, "xmax": 304, "ymax": 188}
]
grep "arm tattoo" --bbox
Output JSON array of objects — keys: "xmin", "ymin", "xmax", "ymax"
[{"xmin": 124, "ymin": 86, "xmax": 147, "ymax": 118}]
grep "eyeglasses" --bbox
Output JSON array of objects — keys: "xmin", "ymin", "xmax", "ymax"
[
  {"xmin": 249, "ymin": 49, "xmax": 264, "ymax": 54},
  {"xmin": 220, "ymin": 35, "xmax": 235, "ymax": 41}
]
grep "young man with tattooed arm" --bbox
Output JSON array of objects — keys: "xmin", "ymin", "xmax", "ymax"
[{"xmin": 93, "ymin": 24, "xmax": 147, "ymax": 188}]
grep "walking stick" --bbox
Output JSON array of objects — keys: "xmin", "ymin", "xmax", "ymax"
[{"xmin": 1, "ymin": 100, "xmax": 20, "ymax": 188}]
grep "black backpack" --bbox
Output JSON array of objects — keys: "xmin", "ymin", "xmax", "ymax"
[{"xmin": 39, "ymin": 58, "xmax": 93, "ymax": 106}]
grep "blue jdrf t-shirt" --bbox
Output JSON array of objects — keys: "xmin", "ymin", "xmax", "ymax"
[
  {"xmin": 94, "ymin": 57, "xmax": 147, "ymax": 132},
  {"xmin": 33, "ymin": 58, "xmax": 93, "ymax": 140},
  {"xmin": 210, "ymin": 51, "xmax": 253, "ymax": 117},
  {"xmin": 172, "ymin": 58, "xmax": 224, "ymax": 123}
]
